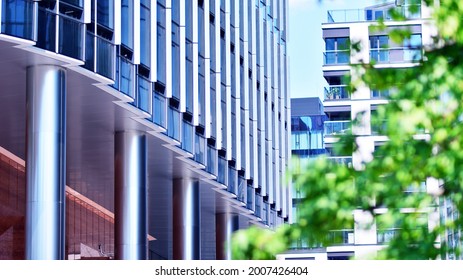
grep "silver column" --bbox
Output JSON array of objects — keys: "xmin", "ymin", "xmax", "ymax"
[
  {"xmin": 114, "ymin": 131, "xmax": 148, "ymax": 260},
  {"xmin": 25, "ymin": 65, "xmax": 67, "ymax": 260},
  {"xmin": 173, "ymin": 179, "xmax": 200, "ymax": 260},
  {"xmin": 216, "ymin": 213, "xmax": 239, "ymax": 260}
]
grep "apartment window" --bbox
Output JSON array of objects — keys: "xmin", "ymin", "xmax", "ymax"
[
  {"xmin": 370, "ymin": 35, "xmax": 389, "ymax": 62},
  {"xmin": 324, "ymin": 37, "xmax": 349, "ymax": 65},
  {"xmin": 403, "ymin": 34, "xmax": 422, "ymax": 61}
]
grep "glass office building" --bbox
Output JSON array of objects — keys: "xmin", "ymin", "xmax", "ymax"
[{"xmin": 0, "ymin": 0, "xmax": 290, "ymax": 260}]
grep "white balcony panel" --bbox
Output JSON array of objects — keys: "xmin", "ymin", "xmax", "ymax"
[
  {"xmin": 165, "ymin": 7, "xmax": 173, "ymax": 97},
  {"xmin": 133, "ymin": 0, "xmax": 141, "ymax": 65},
  {"xmin": 150, "ymin": 0, "xmax": 157, "ymax": 81},
  {"xmin": 114, "ymin": 0, "xmax": 122, "ymax": 44}
]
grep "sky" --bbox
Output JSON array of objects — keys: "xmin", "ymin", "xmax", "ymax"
[{"xmin": 288, "ymin": 0, "xmax": 379, "ymax": 99}]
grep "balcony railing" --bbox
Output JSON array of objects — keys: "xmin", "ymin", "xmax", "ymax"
[
  {"xmin": 324, "ymin": 120, "xmax": 351, "ymax": 136},
  {"xmin": 328, "ymin": 229, "xmax": 355, "ymax": 245},
  {"xmin": 377, "ymin": 228, "xmax": 400, "ymax": 244},
  {"xmin": 326, "ymin": 5, "xmax": 421, "ymax": 23},
  {"xmin": 371, "ymin": 89, "xmax": 390, "ymax": 99},
  {"xmin": 370, "ymin": 47, "xmax": 422, "ymax": 64},
  {"xmin": 324, "ymin": 50, "xmax": 350, "ymax": 65},
  {"xmin": 324, "ymin": 85, "xmax": 349, "ymax": 100},
  {"xmin": 328, "ymin": 156, "xmax": 353, "ymax": 167},
  {"xmin": 1, "ymin": 0, "xmax": 35, "ymax": 40}
]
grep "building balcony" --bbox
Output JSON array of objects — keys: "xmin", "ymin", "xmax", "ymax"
[
  {"xmin": 327, "ymin": 229, "xmax": 355, "ymax": 245},
  {"xmin": 370, "ymin": 48, "xmax": 422, "ymax": 64},
  {"xmin": 324, "ymin": 85, "xmax": 350, "ymax": 100},
  {"xmin": 325, "ymin": 4, "xmax": 421, "ymax": 24},
  {"xmin": 377, "ymin": 228, "xmax": 400, "ymax": 244},
  {"xmin": 371, "ymin": 89, "xmax": 390, "ymax": 99},
  {"xmin": 327, "ymin": 156, "xmax": 353, "ymax": 167},
  {"xmin": 324, "ymin": 50, "xmax": 350, "ymax": 65},
  {"xmin": 324, "ymin": 120, "xmax": 351, "ymax": 136}
]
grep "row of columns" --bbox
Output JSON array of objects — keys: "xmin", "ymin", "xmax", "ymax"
[{"xmin": 24, "ymin": 65, "xmax": 239, "ymax": 260}]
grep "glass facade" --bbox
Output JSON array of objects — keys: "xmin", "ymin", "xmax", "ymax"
[{"xmin": 0, "ymin": 0, "xmax": 289, "ymax": 260}]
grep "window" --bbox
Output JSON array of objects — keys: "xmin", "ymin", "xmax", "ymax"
[
  {"xmin": 370, "ymin": 35, "xmax": 389, "ymax": 62},
  {"xmin": 324, "ymin": 37, "xmax": 350, "ymax": 65},
  {"xmin": 403, "ymin": 34, "xmax": 422, "ymax": 61}
]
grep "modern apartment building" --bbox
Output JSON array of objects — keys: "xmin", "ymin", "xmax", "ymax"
[
  {"xmin": 0, "ymin": 0, "xmax": 290, "ymax": 260},
  {"xmin": 281, "ymin": 1, "xmax": 440, "ymax": 260}
]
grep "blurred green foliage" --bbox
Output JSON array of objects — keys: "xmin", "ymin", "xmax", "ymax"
[{"xmin": 232, "ymin": 0, "xmax": 463, "ymax": 260}]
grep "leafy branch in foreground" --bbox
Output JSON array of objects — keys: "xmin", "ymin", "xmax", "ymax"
[{"xmin": 232, "ymin": 0, "xmax": 463, "ymax": 260}]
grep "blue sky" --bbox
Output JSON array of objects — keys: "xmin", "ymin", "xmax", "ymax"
[{"xmin": 288, "ymin": 0, "xmax": 378, "ymax": 99}]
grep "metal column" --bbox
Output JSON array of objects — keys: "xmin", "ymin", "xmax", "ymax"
[
  {"xmin": 216, "ymin": 213, "xmax": 239, "ymax": 260},
  {"xmin": 114, "ymin": 131, "xmax": 148, "ymax": 260},
  {"xmin": 25, "ymin": 65, "xmax": 67, "ymax": 260},
  {"xmin": 173, "ymin": 179, "xmax": 200, "ymax": 260}
]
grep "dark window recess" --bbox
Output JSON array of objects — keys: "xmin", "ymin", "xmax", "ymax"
[
  {"xmin": 220, "ymin": 29, "xmax": 225, "ymax": 38},
  {"xmin": 138, "ymin": 65, "xmax": 150, "ymax": 78},
  {"xmin": 278, "ymin": 112, "xmax": 281, "ymax": 121},
  {"xmin": 272, "ymin": 102, "xmax": 274, "ymax": 111},
  {"xmin": 154, "ymin": 82, "xmax": 166, "ymax": 95},
  {"xmin": 257, "ymin": 81, "xmax": 260, "ymax": 90},
  {"xmin": 247, "ymin": 178, "xmax": 254, "ymax": 186},
  {"xmin": 238, "ymin": 170, "xmax": 245, "ymax": 177},
  {"xmin": 249, "ymin": 69, "xmax": 252, "ymax": 78},
  {"xmin": 218, "ymin": 149, "xmax": 227, "ymax": 158},
  {"xmin": 59, "ymin": 2, "xmax": 83, "ymax": 19},
  {"xmin": 97, "ymin": 25, "xmax": 114, "ymax": 40},
  {"xmin": 240, "ymin": 56, "xmax": 244, "ymax": 65},
  {"xmin": 264, "ymin": 92, "xmax": 267, "ymax": 101},
  {"xmin": 277, "ymin": 209, "xmax": 282, "ymax": 216},
  {"xmin": 198, "ymin": 0, "xmax": 204, "ymax": 8},
  {"xmin": 230, "ymin": 43, "xmax": 235, "ymax": 53},
  {"xmin": 283, "ymin": 217, "xmax": 289, "ymax": 223},
  {"xmin": 39, "ymin": 0, "xmax": 56, "ymax": 9},
  {"xmin": 207, "ymin": 138, "xmax": 216, "ymax": 147},
  {"xmin": 228, "ymin": 159, "xmax": 236, "ymax": 168},
  {"xmin": 169, "ymin": 97, "xmax": 180, "ymax": 109},
  {"xmin": 183, "ymin": 112, "xmax": 193, "ymax": 123},
  {"xmin": 263, "ymin": 195, "xmax": 268, "ymax": 202},
  {"xmin": 120, "ymin": 45, "xmax": 133, "ymax": 60},
  {"xmin": 195, "ymin": 125, "xmax": 205, "ymax": 135},
  {"xmin": 255, "ymin": 187, "xmax": 261, "ymax": 194},
  {"xmin": 270, "ymin": 203, "xmax": 275, "ymax": 210},
  {"xmin": 209, "ymin": 13, "xmax": 215, "ymax": 23}
]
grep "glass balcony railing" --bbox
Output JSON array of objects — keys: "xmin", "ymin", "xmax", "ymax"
[
  {"xmin": 153, "ymin": 92, "xmax": 166, "ymax": 128},
  {"xmin": 328, "ymin": 156, "xmax": 353, "ymax": 167},
  {"xmin": 137, "ymin": 75, "xmax": 151, "ymax": 114},
  {"xmin": 206, "ymin": 145, "xmax": 217, "ymax": 176},
  {"xmin": 58, "ymin": 14, "xmax": 84, "ymax": 60},
  {"xmin": 371, "ymin": 89, "xmax": 390, "ymax": 99},
  {"xmin": 95, "ymin": 36, "xmax": 116, "ymax": 79},
  {"xmin": 194, "ymin": 133, "xmax": 205, "ymax": 165},
  {"xmin": 324, "ymin": 120, "xmax": 351, "ymax": 136},
  {"xmin": 113, "ymin": 56, "xmax": 135, "ymax": 98},
  {"xmin": 228, "ymin": 166, "xmax": 237, "ymax": 194},
  {"xmin": 324, "ymin": 85, "xmax": 349, "ymax": 100},
  {"xmin": 181, "ymin": 120, "xmax": 194, "ymax": 154},
  {"xmin": 327, "ymin": 229, "xmax": 355, "ymax": 245},
  {"xmin": 247, "ymin": 184, "xmax": 254, "ymax": 211},
  {"xmin": 370, "ymin": 47, "xmax": 422, "ymax": 64},
  {"xmin": 377, "ymin": 228, "xmax": 400, "ymax": 244},
  {"xmin": 217, "ymin": 156, "xmax": 227, "ymax": 185},
  {"xmin": 255, "ymin": 194, "xmax": 262, "ymax": 219},
  {"xmin": 238, "ymin": 177, "xmax": 246, "ymax": 203},
  {"xmin": 324, "ymin": 50, "xmax": 350, "ymax": 65},
  {"xmin": 167, "ymin": 106, "xmax": 180, "ymax": 142},
  {"xmin": 1, "ymin": 0, "xmax": 35, "ymax": 40},
  {"xmin": 326, "ymin": 5, "xmax": 421, "ymax": 23}
]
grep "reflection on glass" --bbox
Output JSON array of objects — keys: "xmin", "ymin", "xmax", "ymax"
[
  {"xmin": 137, "ymin": 75, "xmax": 151, "ymax": 113},
  {"xmin": 1, "ymin": 0, "xmax": 34, "ymax": 40},
  {"xmin": 153, "ymin": 92, "xmax": 166, "ymax": 127}
]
